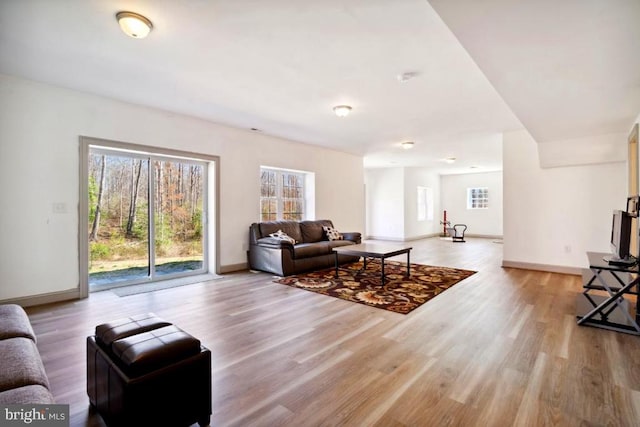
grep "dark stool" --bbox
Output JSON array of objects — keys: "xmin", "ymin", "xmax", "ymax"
[{"xmin": 87, "ymin": 313, "xmax": 211, "ymax": 426}]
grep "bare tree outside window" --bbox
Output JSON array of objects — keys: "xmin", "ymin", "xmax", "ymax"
[
  {"xmin": 260, "ymin": 169, "xmax": 277, "ymax": 221},
  {"xmin": 260, "ymin": 168, "xmax": 305, "ymax": 221},
  {"xmin": 282, "ymin": 172, "xmax": 304, "ymax": 220},
  {"xmin": 88, "ymin": 150, "xmax": 205, "ymax": 286}
]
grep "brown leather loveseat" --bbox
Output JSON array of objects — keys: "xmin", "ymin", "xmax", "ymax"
[{"xmin": 248, "ymin": 219, "xmax": 361, "ymax": 276}]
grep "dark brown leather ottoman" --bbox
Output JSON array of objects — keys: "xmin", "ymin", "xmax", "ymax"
[{"xmin": 87, "ymin": 314, "xmax": 211, "ymax": 426}]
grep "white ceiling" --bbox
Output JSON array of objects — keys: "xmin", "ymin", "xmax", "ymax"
[
  {"xmin": 0, "ymin": 1, "xmax": 638, "ymax": 174},
  {"xmin": 429, "ymin": 0, "xmax": 640, "ymax": 143}
]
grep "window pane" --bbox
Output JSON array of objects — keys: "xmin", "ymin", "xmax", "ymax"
[
  {"xmin": 89, "ymin": 154, "xmax": 149, "ymax": 286},
  {"xmin": 88, "ymin": 146, "xmax": 209, "ymax": 293},
  {"xmin": 261, "ymin": 170, "xmax": 276, "ymax": 197},
  {"xmin": 153, "ymin": 159, "xmax": 204, "ymax": 277},
  {"xmin": 260, "ymin": 198, "xmax": 277, "ymax": 222}
]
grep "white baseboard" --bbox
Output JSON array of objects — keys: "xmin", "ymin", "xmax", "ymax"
[
  {"xmin": 0, "ymin": 288, "xmax": 82, "ymax": 308},
  {"xmin": 364, "ymin": 235, "xmax": 405, "ymax": 242},
  {"xmin": 502, "ymin": 260, "xmax": 581, "ymax": 275},
  {"xmin": 365, "ymin": 234, "xmax": 502, "ymax": 242},
  {"xmin": 365, "ymin": 234, "xmax": 440, "ymax": 242},
  {"xmin": 220, "ymin": 262, "xmax": 248, "ymax": 273}
]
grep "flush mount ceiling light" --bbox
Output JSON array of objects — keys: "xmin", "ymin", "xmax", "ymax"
[
  {"xmin": 333, "ymin": 105, "xmax": 352, "ymax": 117},
  {"xmin": 116, "ymin": 11, "xmax": 153, "ymax": 39},
  {"xmin": 401, "ymin": 141, "xmax": 415, "ymax": 149},
  {"xmin": 445, "ymin": 157, "xmax": 456, "ymax": 164}
]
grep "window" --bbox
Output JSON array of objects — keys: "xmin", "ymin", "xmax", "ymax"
[
  {"xmin": 417, "ymin": 186, "xmax": 434, "ymax": 221},
  {"xmin": 467, "ymin": 187, "xmax": 489, "ymax": 209},
  {"xmin": 260, "ymin": 167, "xmax": 305, "ymax": 221}
]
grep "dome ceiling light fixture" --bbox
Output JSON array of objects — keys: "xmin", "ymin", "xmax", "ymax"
[
  {"xmin": 401, "ymin": 141, "xmax": 415, "ymax": 149},
  {"xmin": 333, "ymin": 105, "xmax": 352, "ymax": 117},
  {"xmin": 445, "ymin": 157, "xmax": 457, "ymax": 164},
  {"xmin": 116, "ymin": 11, "xmax": 153, "ymax": 39}
]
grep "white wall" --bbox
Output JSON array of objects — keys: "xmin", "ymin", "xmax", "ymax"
[
  {"xmin": 0, "ymin": 74, "xmax": 364, "ymax": 301},
  {"xmin": 365, "ymin": 168, "xmax": 404, "ymax": 240},
  {"xmin": 403, "ymin": 168, "xmax": 441, "ymax": 239},
  {"xmin": 365, "ymin": 167, "xmax": 441, "ymax": 240},
  {"xmin": 441, "ymin": 171, "xmax": 503, "ymax": 237},
  {"xmin": 503, "ymin": 129, "xmax": 627, "ymax": 269}
]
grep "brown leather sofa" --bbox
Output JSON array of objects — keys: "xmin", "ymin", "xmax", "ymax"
[{"xmin": 248, "ymin": 219, "xmax": 361, "ymax": 276}]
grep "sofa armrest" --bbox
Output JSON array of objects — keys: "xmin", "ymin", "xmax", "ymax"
[
  {"xmin": 342, "ymin": 232, "xmax": 361, "ymax": 244},
  {"xmin": 255, "ymin": 237, "xmax": 295, "ymax": 249},
  {"xmin": 248, "ymin": 239, "xmax": 295, "ymax": 276}
]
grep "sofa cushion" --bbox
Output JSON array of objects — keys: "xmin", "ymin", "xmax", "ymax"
[
  {"xmin": 293, "ymin": 242, "xmax": 332, "ymax": 259},
  {"xmin": 0, "ymin": 384, "xmax": 55, "ymax": 404},
  {"xmin": 0, "ymin": 304, "xmax": 37, "ymax": 342},
  {"xmin": 299, "ymin": 220, "xmax": 333, "ymax": 243},
  {"xmin": 0, "ymin": 338, "xmax": 50, "ymax": 392},
  {"xmin": 259, "ymin": 221, "xmax": 303, "ymax": 244}
]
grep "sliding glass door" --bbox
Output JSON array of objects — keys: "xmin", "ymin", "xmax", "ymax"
[
  {"xmin": 87, "ymin": 147, "xmax": 206, "ymax": 290},
  {"xmin": 152, "ymin": 158, "xmax": 204, "ymax": 277}
]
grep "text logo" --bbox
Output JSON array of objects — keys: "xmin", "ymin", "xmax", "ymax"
[{"xmin": 0, "ymin": 405, "xmax": 69, "ymax": 427}]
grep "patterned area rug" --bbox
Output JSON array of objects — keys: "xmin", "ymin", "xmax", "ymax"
[{"xmin": 274, "ymin": 260, "xmax": 476, "ymax": 314}]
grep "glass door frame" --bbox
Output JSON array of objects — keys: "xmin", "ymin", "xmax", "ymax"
[{"xmin": 79, "ymin": 136, "xmax": 220, "ymax": 297}]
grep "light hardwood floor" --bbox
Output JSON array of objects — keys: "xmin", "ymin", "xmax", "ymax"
[{"xmin": 26, "ymin": 237, "xmax": 640, "ymax": 426}]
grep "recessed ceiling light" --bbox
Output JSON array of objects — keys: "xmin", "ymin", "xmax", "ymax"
[
  {"xmin": 116, "ymin": 11, "xmax": 153, "ymax": 39},
  {"xmin": 445, "ymin": 157, "xmax": 456, "ymax": 164},
  {"xmin": 333, "ymin": 105, "xmax": 352, "ymax": 117},
  {"xmin": 401, "ymin": 141, "xmax": 415, "ymax": 149},
  {"xmin": 470, "ymin": 166, "xmax": 479, "ymax": 169}
]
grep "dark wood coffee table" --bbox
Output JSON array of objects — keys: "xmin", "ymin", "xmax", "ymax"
[{"xmin": 333, "ymin": 242, "xmax": 412, "ymax": 285}]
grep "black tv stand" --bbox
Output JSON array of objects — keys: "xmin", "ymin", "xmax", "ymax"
[
  {"xmin": 602, "ymin": 255, "xmax": 637, "ymax": 267},
  {"xmin": 581, "ymin": 252, "xmax": 640, "ymax": 335}
]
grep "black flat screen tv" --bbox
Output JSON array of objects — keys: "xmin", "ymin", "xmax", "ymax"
[{"xmin": 605, "ymin": 209, "xmax": 634, "ymax": 266}]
